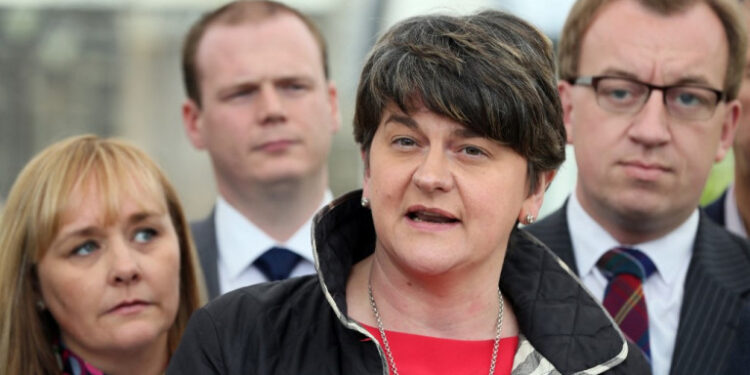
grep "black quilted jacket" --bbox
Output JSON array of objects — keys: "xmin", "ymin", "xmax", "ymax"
[{"xmin": 167, "ymin": 190, "xmax": 651, "ymax": 375}]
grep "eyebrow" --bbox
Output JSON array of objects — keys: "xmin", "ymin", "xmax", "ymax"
[
  {"xmin": 455, "ymin": 127, "xmax": 482, "ymax": 138},
  {"xmin": 384, "ymin": 113, "xmax": 483, "ymax": 138},
  {"xmin": 223, "ymin": 74, "xmax": 314, "ymax": 89},
  {"xmin": 58, "ymin": 226, "xmax": 101, "ymax": 240},
  {"xmin": 48, "ymin": 225, "xmax": 103, "ymax": 254},
  {"xmin": 55, "ymin": 211, "xmax": 162, "ymax": 241},
  {"xmin": 127, "ymin": 211, "xmax": 162, "ymax": 226},
  {"xmin": 599, "ymin": 68, "xmax": 641, "ymax": 81},
  {"xmin": 275, "ymin": 75, "xmax": 315, "ymax": 85},
  {"xmin": 217, "ymin": 81, "xmax": 258, "ymax": 97},
  {"xmin": 599, "ymin": 68, "xmax": 715, "ymax": 87},
  {"xmin": 384, "ymin": 113, "xmax": 418, "ymax": 129},
  {"xmin": 668, "ymin": 75, "xmax": 715, "ymax": 87}
]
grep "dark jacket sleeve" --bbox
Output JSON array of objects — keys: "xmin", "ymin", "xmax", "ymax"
[{"xmin": 167, "ymin": 307, "xmax": 226, "ymax": 374}]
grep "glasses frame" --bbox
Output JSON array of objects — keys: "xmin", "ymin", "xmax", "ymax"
[{"xmin": 568, "ymin": 75, "xmax": 725, "ymax": 121}]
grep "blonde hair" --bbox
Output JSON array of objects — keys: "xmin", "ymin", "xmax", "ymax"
[{"xmin": 0, "ymin": 134, "xmax": 206, "ymax": 374}]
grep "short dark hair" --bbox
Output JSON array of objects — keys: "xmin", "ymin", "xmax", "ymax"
[
  {"xmin": 353, "ymin": 10, "xmax": 566, "ymax": 193},
  {"xmin": 558, "ymin": 0, "xmax": 747, "ymax": 100},
  {"xmin": 181, "ymin": 0, "xmax": 329, "ymax": 107}
]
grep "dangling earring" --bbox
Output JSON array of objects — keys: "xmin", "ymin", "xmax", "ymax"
[
  {"xmin": 524, "ymin": 214, "xmax": 535, "ymax": 225},
  {"xmin": 361, "ymin": 197, "xmax": 370, "ymax": 208},
  {"xmin": 36, "ymin": 299, "xmax": 46, "ymax": 311}
]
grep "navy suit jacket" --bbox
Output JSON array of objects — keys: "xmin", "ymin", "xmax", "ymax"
[
  {"xmin": 704, "ymin": 189, "xmax": 727, "ymax": 226},
  {"xmin": 526, "ymin": 204, "xmax": 750, "ymax": 375},
  {"xmin": 191, "ymin": 212, "xmax": 222, "ymax": 300}
]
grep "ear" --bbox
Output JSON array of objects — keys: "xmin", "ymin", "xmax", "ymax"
[
  {"xmin": 715, "ymin": 99, "xmax": 741, "ymax": 162},
  {"xmin": 518, "ymin": 169, "xmax": 557, "ymax": 223},
  {"xmin": 182, "ymin": 99, "xmax": 207, "ymax": 150},
  {"xmin": 327, "ymin": 81, "xmax": 341, "ymax": 134},
  {"xmin": 558, "ymin": 80, "xmax": 575, "ymax": 144}
]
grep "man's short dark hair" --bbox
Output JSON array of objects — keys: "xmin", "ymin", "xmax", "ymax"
[
  {"xmin": 558, "ymin": 0, "xmax": 747, "ymax": 100},
  {"xmin": 181, "ymin": 0, "xmax": 329, "ymax": 107}
]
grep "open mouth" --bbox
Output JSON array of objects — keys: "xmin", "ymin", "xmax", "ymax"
[{"xmin": 407, "ymin": 209, "xmax": 459, "ymax": 224}]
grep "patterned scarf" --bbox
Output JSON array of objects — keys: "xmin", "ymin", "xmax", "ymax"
[{"xmin": 54, "ymin": 340, "xmax": 106, "ymax": 375}]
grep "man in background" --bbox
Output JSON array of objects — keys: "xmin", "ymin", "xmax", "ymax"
[
  {"xmin": 527, "ymin": 0, "xmax": 750, "ymax": 374},
  {"xmin": 181, "ymin": 0, "xmax": 340, "ymax": 299},
  {"xmin": 705, "ymin": 0, "xmax": 750, "ymax": 239}
]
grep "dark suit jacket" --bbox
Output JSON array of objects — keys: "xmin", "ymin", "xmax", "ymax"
[
  {"xmin": 526, "ymin": 203, "xmax": 750, "ymax": 375},
  {"xmin": 191, "ymin": 212, "xmax": 221, "ymax": 300},
  {"xmin": 704, "ymin": 189, "xmax": 727, "ymax": 226}
]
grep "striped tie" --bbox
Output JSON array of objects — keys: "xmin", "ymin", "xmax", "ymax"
[{"xmin": 597, "ymin": 247, "xmax": 656, "ymax": 360}]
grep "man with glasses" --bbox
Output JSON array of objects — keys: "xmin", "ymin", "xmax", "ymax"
[
  {"xmin": 568, "ymin": 76, "xmax": 726, "ymax": 121},
  {"xmin": 527, "ymin": 1, "xmax": 750, "ymax": 374}
]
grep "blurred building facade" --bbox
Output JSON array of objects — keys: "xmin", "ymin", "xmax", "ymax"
[{"xmin": 2, "ymin": 0, "xmax": 620, "ymax": 220}]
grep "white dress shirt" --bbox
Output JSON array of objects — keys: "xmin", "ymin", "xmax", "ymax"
[
  {"xmin": 723, "ymin": 183, "xmax": 748, "ymax": 239},
  {"xmin": 567, "ymin": 192, "xmax": 696, "ymax": 375},
  {"xmin": 215, "ymin": 191, "xmax": 333, "ymax": 294}
]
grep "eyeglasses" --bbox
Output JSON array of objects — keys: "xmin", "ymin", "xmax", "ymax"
[{"xmin": 568, "ymin": 76, "xmax": 725, "ymax": 121}]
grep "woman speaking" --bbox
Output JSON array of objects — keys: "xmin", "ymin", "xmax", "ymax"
[{"xmin": 168, "ymin": 9, "xmax": 650, "ymax": 374}]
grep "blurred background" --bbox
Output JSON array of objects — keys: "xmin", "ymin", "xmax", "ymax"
[{"xmin": 0, "ymin": 0, "xmax": 730, "ymax": 219}]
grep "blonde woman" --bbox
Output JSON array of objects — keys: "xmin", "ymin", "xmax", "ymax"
[{"xmin": 0, "ymin": 135, "xmax": 206, "ymax": 374}]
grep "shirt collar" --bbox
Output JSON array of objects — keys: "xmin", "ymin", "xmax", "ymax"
[
  {"xmin": 724, "ymin": 183, "xmax": 748, "ymax": 238},
  {"xmin": 567, "ymin": 191, "xmax": 697, "ymax": 286},
  {"xmin": 215, "ymin": 191, "xmax": 333, "ymax": 280}
]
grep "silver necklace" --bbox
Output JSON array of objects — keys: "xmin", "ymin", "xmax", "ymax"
[{"xmin": 367, "ymin": 281, "xmax": 504, "ymax": 375}]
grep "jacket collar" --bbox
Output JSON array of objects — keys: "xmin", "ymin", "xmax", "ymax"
[{"xmin": 312, "ymin": 190, "xmax": 628, "ymax": 374}]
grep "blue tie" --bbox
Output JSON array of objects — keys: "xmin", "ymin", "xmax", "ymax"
[{"xmin": 253, "ymin": 247, "xmax": 302, "ymax": 281}]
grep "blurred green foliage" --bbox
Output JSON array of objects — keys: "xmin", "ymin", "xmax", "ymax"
[{"xmin": 701, "ymin": 150, "xmax": 734, "ymax": 206}]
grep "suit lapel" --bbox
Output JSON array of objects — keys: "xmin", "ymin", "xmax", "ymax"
[
  {"xmin": 525, "ymin": 201, "xmax": 579, "ymax": 275},
  {"xmin": 532, "ymin": 204, "xmax": 750, "ymax": 374},
  {"xmin": 703, "ymin": 189, "xmax": 727, "ymax": 226},
  {"xmin": 669, "ymin": 213, "xmax": 750, "ymax": 375},
  {"xmin": 191, "ymin": 210, "xmax": 221, "ymax": 300}
]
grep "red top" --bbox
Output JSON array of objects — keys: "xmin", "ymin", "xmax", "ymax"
[{"xmin": 362, "ymin": 324, "xmax": 518, "ymax": 375}]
